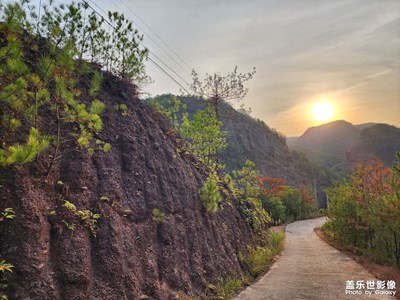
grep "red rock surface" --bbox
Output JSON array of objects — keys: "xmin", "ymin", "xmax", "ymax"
[{"xmin": 0, "ymin": 73, "xmax": 254, "ymax": 299}]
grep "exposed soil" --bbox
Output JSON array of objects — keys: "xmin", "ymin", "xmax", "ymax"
[
  {"xmin": 315, "ymin": 228, "xmax": 400, "ymax": 299},
  {"xmin": 0, "ymin": 72, "xmax": 256, "ymax": 299}
]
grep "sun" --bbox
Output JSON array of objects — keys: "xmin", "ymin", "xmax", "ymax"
[{"xmin": 312, "ymin": 102, "xmax": 335, "ymax": 122}]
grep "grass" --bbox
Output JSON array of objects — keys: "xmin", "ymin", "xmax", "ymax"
[
  {"xmin": 213, "ymin": 277, "xmax": 243, "ymax": 299},
  {"xmin": 177, "ymin": 230, "xmax": 285, "ymax": 299},
  {"xmin": 243, "ymin": 231, "xmax": 285, "ymax": 277}
]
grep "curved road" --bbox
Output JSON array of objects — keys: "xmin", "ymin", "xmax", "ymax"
[{"xmin": 235, "ymin": 218, "xmax": 393, "ymax": 300}]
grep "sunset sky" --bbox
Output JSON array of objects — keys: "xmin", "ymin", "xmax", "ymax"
[{"xmin": 33, "ymin": 0, "xmax": 400, "ymax": 136}]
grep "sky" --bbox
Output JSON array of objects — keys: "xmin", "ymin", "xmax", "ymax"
[{"xmin": 28, "ymin": 0, "xmax": 400, "ymax": 136}]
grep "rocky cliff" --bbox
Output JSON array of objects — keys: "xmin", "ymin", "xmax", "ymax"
[
  {"xmin": 0, "ymin": 73, "xmax": 254, "ymax": 299},
  {"xmin": 149, "ymin": 95, "xmax": 319, "ymax": 187}
]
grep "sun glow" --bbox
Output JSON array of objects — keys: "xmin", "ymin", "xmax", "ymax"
[{"xmin": 311, "ymin": 102, "xmax": 335, "ymax": 122}]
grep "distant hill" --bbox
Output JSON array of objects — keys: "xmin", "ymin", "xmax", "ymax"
[
  {"xmin": 294, "ymin": 120, "xmax": 359, "ymax": 156},
  {"xmin": 289, "ymin": 120, "xmax": 400, "ymax": 175},
  {"xmin": 354, "ymin": 122, "xmax": 376, "ymax": 131},
  {"xmin": 347, "ymin": 124, "xmax": 400, "ymax": 166}
]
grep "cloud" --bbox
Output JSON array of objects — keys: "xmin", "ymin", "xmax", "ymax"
[{"xmin": 92, "ymin": 0, "xmax": 400, "ymax": 135}]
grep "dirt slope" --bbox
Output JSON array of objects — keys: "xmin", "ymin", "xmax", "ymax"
[{"xmin": 0, "ymin": 73, "xmax": 254, "ymax": 299}]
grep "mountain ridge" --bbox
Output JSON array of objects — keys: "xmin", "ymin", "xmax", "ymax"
[{"xmin": 289, "ymin": 120, "xmax": 400, "ymax": 174}]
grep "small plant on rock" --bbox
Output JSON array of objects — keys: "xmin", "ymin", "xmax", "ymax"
[
  {"xmin": 0, "ymin": 208, "xmax": 15, "ymax": 221},
  {"xmin": 62, "ymin": 200, "xmax": 101, "ymax": 236},
  {"xmin": 199, "ymin": 173, "xmax": 222, "ymax": 213},
  {"xmin": 152, "ymin": 208, "xmax": 166, "ymax": 223}
]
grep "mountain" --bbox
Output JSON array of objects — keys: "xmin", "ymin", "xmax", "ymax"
[
  {"xmin": 347, "ymin": 124, "xmax": 400, "ymax": 166},
  {"xmin": 293, "ymin": 120, "xmax": 359, "ymax": 155},
  {"xmin": 0, "ymin": 72, "xmax": 259, "ymax": 299},
  {"xmin": 289, "ymin": 120, "xmax": 400, "ymax": 175}
]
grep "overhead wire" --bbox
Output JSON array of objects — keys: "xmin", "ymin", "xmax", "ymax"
[
  {"xmin": 106, "ymin": 0, "xmax": 192, "ymax": 82},
  {"xmin": 83, "ymin": 0, "xmax": 191, "ymax": 93},
  {"xmin": 102, "ymin": 0, "xmax": 191, "ymax": 86},
  {"xmin": 115, "ymin": 0, "xmax": 193, "ymax": 75}
]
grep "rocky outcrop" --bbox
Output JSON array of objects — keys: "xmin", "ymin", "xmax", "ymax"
[
  {"xmin": 149, "ymin": 95, "xmax": 316, "ymax": 186},
  {"xmin": 0, "ymin": 74, "xmax": 254, "ymax": 299}
]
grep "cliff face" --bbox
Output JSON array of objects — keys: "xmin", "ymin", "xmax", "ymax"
[
  {"xmin": 220, "ymin": 109, "xmax": 304, "ymax": 185},
  {"xmin": 0, "ymin": 74, "xmax": 253, "ymax": 299},
  {"xmin": 149, "ymin": 95, "xmax": 315, "ymax": 186}
]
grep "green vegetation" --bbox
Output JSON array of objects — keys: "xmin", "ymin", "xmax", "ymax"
[
  {"xmin": 0, "ymin": 209, "xmax": 14, "ymax": 300},
  {"xmin": 199, "ymin": 173, "xmax": 222, "ymax": 213},
  {"xmin": 0, "ymin": 261, "xmax": 13, "ymax": 274},
  {"xmin": 62, "ymin": 200, "xmax": 101, "ymax": 236},
  {"xmin": 212, "ymin": 276, "xmax": 243, "ymax": 299},
  {"xmin": 152, "ymin": 208, "xmax": 166, "ymax": 223},
  {"xmin": 206, "ymin": 231, "xmax": 284, "ymax": 300},
  {"xmin": 204, "ymin": 230, "xmax": 284, "ymax": 299},
  {"xmin": 0, "ymin": 209, "xmax": 15, "ymax": 221},
  {"xmin": 114, "ymin": 104, "xmax": 129, "ymax": 116},
  {"xmin": 322, "ymin": 155, "xmax": 400, "ymax": 268},
  {"xmin": 0, "ymin": 4, "xmax": 147, "ymax": 290},
  {"xmin": 153, "ymin": 95, "xmax": 227, "ymax": 172},
  {"xmin": 0, "ymin": 1, "xmax": 148, "ymax": 170},
  {"xmin": 229, "ymin": 160, "xmax": 271, "ymax": 230},
  {"xmin": 241, "ymin": 231, "xmax": 285, "ymax": 277},
  {"xmin": 181, "ymin": 107, "xmax": 227, "ymax": 171},
  {"xmin": 0, "ymin": 259, "xmax": 13, "ymax": 299},
  {"xmin": 231, "ymin": 160, "xmax": 318, "ymax": 226}
]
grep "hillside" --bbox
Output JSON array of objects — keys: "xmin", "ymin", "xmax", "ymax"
[
  {"xmin": 149, "ymin": 95, "xmax": 333, "ymax": 208},
  {"xmin": 347, "ymin": 124, "xmax": 400, "ymax": 166},
  {"xmin": 150, "ymin": 96, "xmax": 312, "ymax": 183},
  {"xmin": 0, "ymin": 70, "xmax": 259, "ymax": 299},
  {"xmin": 294, "ymin": 120, "xmax": 359, "ymax": 155},
  {"xmin": 289, "ymin": 120, "xmax": 400, "ymax": 175}
]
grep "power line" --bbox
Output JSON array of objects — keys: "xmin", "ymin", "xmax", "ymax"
[
  {"xmin": 105, "ymin": 0, "xmax": 191, "ymax": 84},
  {"xmin": 148, "ymin": 57, "xmax": 190, "ymax": 94},
  {"xmin": 113, "ymin": 0, "xmax": 193, "ymax": 77},
  {"xmin": 83, "ymin": 0, "xmax": 190, "ymax": 93}
]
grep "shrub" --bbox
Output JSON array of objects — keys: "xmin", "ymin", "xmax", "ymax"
[{"xmin": 268, "ymin": 231, "xmax": 285, "ymax": 255}]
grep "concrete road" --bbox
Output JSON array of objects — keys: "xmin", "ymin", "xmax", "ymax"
[{"xmin": 234, "ymin": 217, "xmax": 393, "ymax": 300}]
